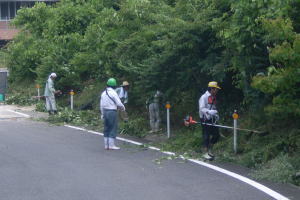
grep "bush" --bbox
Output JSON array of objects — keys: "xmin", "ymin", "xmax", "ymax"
[
  {"xmin": 35, "ymin": 101, "xmax": 47, "ymax": 112},
  {"xmin": 73, "ymin": 81, "xmax": 105, "ymax": 110},
  {"xmin": 156, "ymin": 127, "xmax": 202, "ymax": 158},
  {"xmin": 119, "ymin": 116, "xmax": 148, "ymax": 138},
  {"xmin": 6, "ymin": 93, "xmax": 36, "ymax": 106},
  {"xmin": 46, "ymin": 108, "xmax": 101, "ymax": 129}
]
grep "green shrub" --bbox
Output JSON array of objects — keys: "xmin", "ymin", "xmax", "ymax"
[
  {"xmin": 6, "ymin": 93, "xmax": 35, "ymax": 106},
  {"xmin": 73, "ymin": 82, "xmax": 105, "ymax": 110},
  {"xmin": 35, "ymin": 101, "xmax": 47, "ymax": 112},
  {"xmin": 119, "ymin": 117, "xmax": 148, "ymax": 138},
  {"xmin": 239, "ymin": 151, "xmax": 264, "ymax": 168},
  {"xmin": 157, "ymin": 127, "xmax": 202, "ymax": 157},
  {"xmin": 46, "ymin": 108, "xmax": 101, "ymax": 129}
]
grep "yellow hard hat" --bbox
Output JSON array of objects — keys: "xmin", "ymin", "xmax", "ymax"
[
  {"xmin": 208, "ymin": 81, "xmax": 221, "ymax": 89},
  {"xmin": 121, "ymin": 81, "xmax": 130, "ymax": 86}
]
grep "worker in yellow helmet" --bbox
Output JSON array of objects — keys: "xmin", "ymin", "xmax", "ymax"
[{"xmin": 199, "ymin": 81, "xmax": 221, "ymax": 160}]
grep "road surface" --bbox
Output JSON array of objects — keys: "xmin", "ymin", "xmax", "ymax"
[{"xmin": 0, "ymin": 105, "xmax": 297, "ymax": 200}]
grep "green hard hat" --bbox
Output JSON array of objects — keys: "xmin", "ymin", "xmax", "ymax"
[{"xmin": 107, "ymin": 78, "xmax": 117, "ymax": 87}]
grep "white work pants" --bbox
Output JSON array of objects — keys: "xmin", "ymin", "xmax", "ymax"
[
  {"xmin": 149, "ymin": 103, "xmax": 160, "ymax": 131},
  {"xmin": 45, "ymin": 96, "xmax": 57, "ymax": 111}
]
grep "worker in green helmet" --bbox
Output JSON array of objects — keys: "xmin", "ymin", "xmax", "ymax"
[{"xmin": 100, "ymin": 78, "xmax": 125, "ymax": 150}]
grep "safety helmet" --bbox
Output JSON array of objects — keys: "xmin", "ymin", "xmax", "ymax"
[
  {"xmin": 107, "ymin": 78, "xmax": 117, "ymax": 87},
  {"xmin": 208, "ymin": 81, "xmax": 221, "ymax": 89},
  {"xmin": 50, "ymin": 73, "xmax": 57, "ymax": 78},
  {"xmin": 121, "ymin": 81, "xmax": 130, "ymax": 87}
]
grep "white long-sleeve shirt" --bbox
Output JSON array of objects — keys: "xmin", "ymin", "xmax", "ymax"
[
  {"xmin": 100, "ymin": 87, "xmax": 125, "ymax": 115},
  {"xmin": 115, "ymin": 87, "xmax": 128, "ymax": 104},
  {"xmin": 199, "ymin": 91, "xmax": 217, "ymax": 120},
  {"xmin": 44, "ymin": 78, "xmax": 56, "ymax": 97}
]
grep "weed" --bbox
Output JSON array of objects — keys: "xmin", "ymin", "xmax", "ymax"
[
  {"xmin": 35, "ymin": 101, "xmax": 47, "ymax": 112},
  {"xmin": 6, "ymin": 94, "xmax": 36, "ymax": 106},
  {"xmin": 251, "ymin": 154, "xmax": 297, "ymax": 184},
  {"xmin": 46, "ymin": 108, "xmax": 102, "ymax": 129},
  {"xmin": 119, "ymin": 116, "xmax": 148, "ymax": 138}
]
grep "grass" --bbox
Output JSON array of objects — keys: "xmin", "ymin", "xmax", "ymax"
[
  {"xmin": 5, "ymin": 81, "xmax": 37, "ymax": 106},
  {"xmin": 251, "ymin": 153, "xmax": 297, "ymax": 184}
]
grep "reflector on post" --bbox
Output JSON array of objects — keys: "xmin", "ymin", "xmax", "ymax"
[
  {"xmin": 165, "ymin": 103, "xmax": 171, "ymax": 109},
  {"xmin": 70, "ymin": 90, "xmax": 75, "ymax": 96},
  {"xmin": 232, "ymin": 112, "xmax": 239, "ymax": 119}
]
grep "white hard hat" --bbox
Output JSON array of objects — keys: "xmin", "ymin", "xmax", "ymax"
[
  {"xmin": 121, "ymin": 81, "xmax": 129, "ymax": 86},
  {"xmin": 50, "ymin": 73, "xmax": 57, "ymax": 78}
]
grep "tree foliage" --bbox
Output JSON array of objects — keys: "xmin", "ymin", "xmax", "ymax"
[
  {"xmin": 2, "ymin": 0, "xmax": 300, "ymax": 128},
  {"xmin": 252, "ymin": 18, "xmax": 300, "ymax": 120}
]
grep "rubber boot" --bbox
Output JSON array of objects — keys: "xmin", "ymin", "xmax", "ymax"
[
  {"xmin": 104, "ymin": 137, "xmax": 109, "ymax": 150},
  {"xmin": 109, "ymin": 138, "xmax": 120, "ymax": 150}
]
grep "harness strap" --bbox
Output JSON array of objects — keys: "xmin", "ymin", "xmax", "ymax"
[{"xmin": 105, "ymin": 89, "xmax": 117, "ymax": 105}]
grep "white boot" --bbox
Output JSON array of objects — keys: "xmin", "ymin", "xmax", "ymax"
[
  {"xmin": 203, "ymin": 153, "xmax": 213, "ymax": 160},
  {"xmin": 104, "ymin": 137, "xmax": 109, "ymax": 150},
  {"xmin": 108, "ymin": 138, "xmax": 120, "ymax": 150}
]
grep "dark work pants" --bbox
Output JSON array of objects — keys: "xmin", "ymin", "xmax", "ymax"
[
  {"xmin": 103, "ymin": 110, "xmax": 118, "ymax": 138},
  {"xmin": 201, "ymin": 118, "xmax": 220, "ymax": 149}
]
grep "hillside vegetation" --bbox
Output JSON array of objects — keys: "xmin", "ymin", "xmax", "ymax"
[{"xmin": 2, "ymin": 0, "xmax": 300, "ymax": 185}]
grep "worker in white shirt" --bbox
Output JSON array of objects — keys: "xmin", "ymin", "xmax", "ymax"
[
  {"xmin": 100, "ymin": 78, "xmax": 125, "ymax": 150},
  {"xmin": 115, "ymin": 81, "xmax": 129, "ymax": 122},
  {"xmin": 115, "ymin": 81, "xmax": 129, "ymax": 104},
  {"xmin": 199, "ymin": 81, "xmax": 221, "ymax": 160}
]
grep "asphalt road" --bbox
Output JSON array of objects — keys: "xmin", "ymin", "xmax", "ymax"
[{"xmin": 0, "ymin": 106, "xmax": 295, "ymax": 200}]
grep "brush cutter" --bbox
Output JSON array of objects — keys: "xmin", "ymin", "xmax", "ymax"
[{"xmin": 183, "ymin": 115, "xmax": 263, "ymax": 134}]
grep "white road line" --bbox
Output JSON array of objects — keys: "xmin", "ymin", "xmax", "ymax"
[
  {"xmin": 87, "ymin": 130, "xmax": 103, "ymax": 136},
  {"xmin": 65, "ymin": 125, "xmax": 289, "ymax": 200},
  {"xmin": 64, "ymin": 125, "xmax": 87, "ymax": 132},
  {"xmin": 148, "ymin": 146, "xmax": 161, "ymax": 151},
  {"xmin": 116, "ymin": 137, "xmax": 143, "ymax": 146},
  {"xmin": 7, "ymin": 109, "xmax": 30, "ymax": 118},
  {"xmin": 188, "ymin": 159, "xmax": 289, "ymax": 200},
  {"xmin": 162, "ymin": 151, "xmax": 176, "ymax": 156}
]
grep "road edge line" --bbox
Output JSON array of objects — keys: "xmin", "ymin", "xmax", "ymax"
[
  {"xmin": 64, "ymin": 124, "xmax": 289, "ymax": 200},
  {"xmin": 7, "ymin": 109, "xmax": 30, "ymax": 118}
]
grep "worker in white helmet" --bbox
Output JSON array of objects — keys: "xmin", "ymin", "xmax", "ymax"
[{"xmin": 44, "ymin": 73, "xmax": 61, "ymax": 115}]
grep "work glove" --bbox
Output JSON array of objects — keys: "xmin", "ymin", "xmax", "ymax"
[
  {"xmin": 117, "ymin": 106, "xmax": 125, "ymax": 111},
  {"xmin": 213, "ymin": 114, "xmax": 220, "ymax": 122},
  {"xmin": 208, "ymin": 110, "xmax": 218, "ymax": 116},
  {"xmin": 55, "ymin": 90, "xmax": 62, "ymax": 95}
]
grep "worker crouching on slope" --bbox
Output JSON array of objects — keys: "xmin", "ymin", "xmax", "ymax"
[
  {"xmin": 100, "ymin": 78, "xmax": 125, "ymax": 150},
  {"xmin": 199, "ymin": 81, "xmax": 221, "ymax": 160}
]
